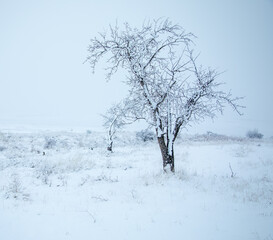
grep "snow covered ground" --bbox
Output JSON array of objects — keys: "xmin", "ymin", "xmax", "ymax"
[{"xmin": 0, "ymin": 130, "xmax": 272, "ymax": 240}]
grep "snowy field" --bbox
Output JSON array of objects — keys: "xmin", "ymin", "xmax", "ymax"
[{"xmin": 0, "ymin": 130, "xmax": 272, "ymax": 240}]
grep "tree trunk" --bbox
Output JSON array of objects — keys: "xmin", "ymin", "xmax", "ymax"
[
  {"xmin": 157, "ymin": 136, "xmax": 175, "ymax": 172},
  {"xmin": 107, "ymin": 141, "xmax": 113, "ymax": 152}
]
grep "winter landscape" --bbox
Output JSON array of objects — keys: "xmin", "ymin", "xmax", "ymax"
[
  {"xmin": 0, "ymin": 129, "xmax": 272, "ymax": 240},
  {"xmin": 1, "ymin": 0, "xmax": 273, "ymax": 239}
]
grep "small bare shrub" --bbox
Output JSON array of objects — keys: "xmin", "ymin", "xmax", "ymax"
[
  {"xmin": 136, "ymin": 130, "xmax": 155, "ymax": 142},
  {"xmin": 37, "ymin": 165, "xmax": 54, "ymax": 185},
  {"xmin": 4, "ymin": 174, "xmax": 30, "ymax": 200},
  {"xmin": 0, "ymin": 146, "xmax": 6, "ymax": 151},
  {"xmin": 86, "ymin": 130, "xmax": 92, "ymax": 135},
  {"xmin": 44, "ymin": 137, "xmax": 57, "ymax": 149}
]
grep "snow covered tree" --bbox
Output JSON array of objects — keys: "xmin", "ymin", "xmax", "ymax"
[
  {"xmin": 102, "ymin": 100, "xmax": 132, "ymax": 152},
  {"xmin": 102, "ymin": 105, "xmax": 123, "ymax": 152},
  {"xmin": 86, "ymin": 19, "xmax": 242, "ymax": 172},
  {"xmin": 103, "ymin": 97, "xmax": 145, "ymax": 152}
]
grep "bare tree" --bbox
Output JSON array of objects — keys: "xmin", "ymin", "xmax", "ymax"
[
  {"xmin": 102, "ymin": 105, "xmax": 122, "ymax": 152},
  {"xmin": 103, "ymin": 102, "xmax": 127, "ymax": 152},
  {"xmin": 103, "ymin": 98, "xmax": 145, "ymax": 152},
  {"xmin": 86, "ymin": 19, "xmax": 243, "ymax": 172}
]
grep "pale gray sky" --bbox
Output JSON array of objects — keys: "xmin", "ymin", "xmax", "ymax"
[{"xmin": 0, "ymin": 0, "xmax": 273, "ymax": 136}]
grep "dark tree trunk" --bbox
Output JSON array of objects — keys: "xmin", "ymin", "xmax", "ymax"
[
  {"xmin": 107, "ymin": 141, "xmax": 113, "ymax": 152},
  {"xmin": 157, "ymin": 136, "xmax": 175, "ymax": 172}
]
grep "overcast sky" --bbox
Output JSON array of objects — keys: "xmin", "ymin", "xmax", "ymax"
[{"xmin": 0, "ymin": 0, "xmax": 273, "ymax": 136}]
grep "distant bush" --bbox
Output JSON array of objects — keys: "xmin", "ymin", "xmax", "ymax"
[
  {"xmin": 0, "ymin": 146, "xmax": 6, "ymax": 151},
  {"xmin": 246, "ymin": 129, "xmax": 263, "ymax": 139},
  {"xmin": 44, "ymin": 137, "xmax": 57, "ymax": 149},
  {"xmin": 136, "ymin": 130, "xmax": 155, "ymax": 142},
  {"xmin": 86, "ymin": 130, "xmax": 92, "ymax": 135},
  {"xmin": 190, "ymin": 132, "xmax": 230, "ymax": 142}
]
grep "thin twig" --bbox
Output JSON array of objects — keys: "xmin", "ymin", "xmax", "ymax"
[{"xmin": 229, "ymin": 162, "xmax": 236, "ymax": 178}]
